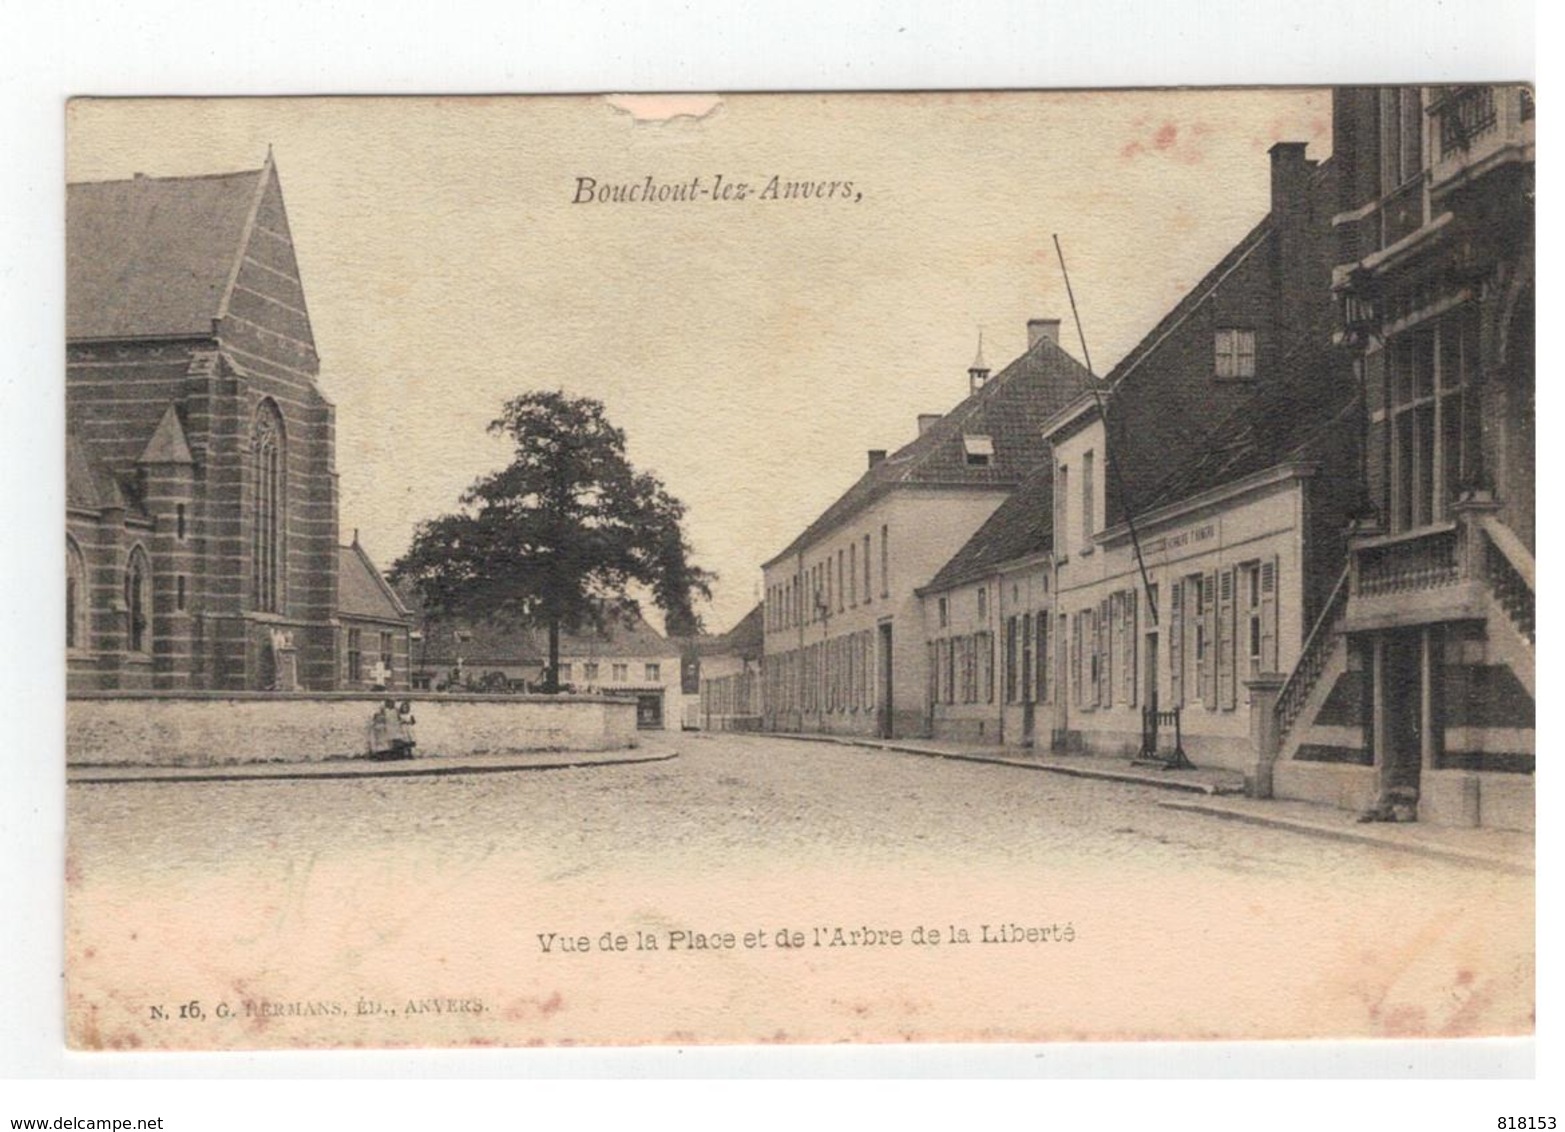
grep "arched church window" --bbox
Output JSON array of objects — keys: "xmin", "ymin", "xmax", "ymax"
[
  {"xmin": 252, "ymin": 401, "xmax": 286, "ymax": 613},
  {"xmin": 67, "ymin": 537, "xmax": 88, "ymax": 651},
  {"xmin": 125, "ymin": 545, "xmax": 150, "ymax": 654}
]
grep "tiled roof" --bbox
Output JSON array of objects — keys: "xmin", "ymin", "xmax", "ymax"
[
  {"xmin": 1135, "ymin": 343, "xmax": 1358, "ymax": 513},
  {"xmin": 1104, "ymin": 216, "xmax": 1273, "ymax": 391},
  {"xmin": 762, "ymin": 333, "xmax": 1094, "ymax": 568},
  {"xmin": 921, "ymin": 460, "xmax": 1055, "ymax": 593},
  {"xmin": 67, "ymin": 167, "xmax": 264, "ymax": 340},
  {"xmin": 337, "ymin": 543, "xmax": 411, "ymax": 623},
  {"xmin": 698, "ymin": 602, "xmax": 764, "ymax": 658},
  {"xmin": 405, "ymin": 594, "xmax": 676, "ymax": 666}
]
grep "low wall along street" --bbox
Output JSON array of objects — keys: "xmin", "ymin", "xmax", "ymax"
[{"xmin": 67, "ymin": 692, "xmax": 640, "ymax": 767}]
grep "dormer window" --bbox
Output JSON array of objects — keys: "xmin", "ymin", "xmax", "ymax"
[
  {"xmin": 1215, "ymin": 329, "xmax": 1257, "ymax": 379},
  {"xmin": 962, "ymin": 434, "xmax": 994, "ymax": 467}
]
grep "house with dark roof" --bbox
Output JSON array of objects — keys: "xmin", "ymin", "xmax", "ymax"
[
  {"xmin": 759, "ymin": 321, "xmax": 1094, "ymax": 738},
  {"xmin": 337, "ymin": 537, "xmax": 415, "ymax": 690},
  {"xmin": 697, "ymin": 602, "xmax": 764, "ymax": 731},
  {"xmin": 66, "ymin": 154, "xmax": 348, "ymax": 691},
  {"xmin": 1036, "ymin": 142, "xmax": 1360, "ymax": 773},
  {"xmin": 405, "ymin": 603, "xmax": 682, "ymax": 729},
  {"xmin": 915, "ymin": 460, "xmax": 1058, "ymax": 745}
]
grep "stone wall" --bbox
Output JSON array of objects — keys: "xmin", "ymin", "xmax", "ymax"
[{"xmin": 67, "ymin": 691, "xmax": 639, "ymax": 767}]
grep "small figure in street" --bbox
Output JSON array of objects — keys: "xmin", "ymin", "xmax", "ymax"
[{"xmin": 367, "ymin": 698, "xmax": 417, "ymax": 761}]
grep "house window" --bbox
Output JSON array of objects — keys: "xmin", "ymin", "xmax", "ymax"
[
  {"xmin": 837, "ymin": 550, "xmax": 845, "ymax": 612},
  {"xmin": 849, "ymin": 542, "xmax": 857, "ymax": 606},
  {"xmin": 251, "ymin": 401, "xmax": 286, "ymax": 613},
  {"xmin": 962, "ymin": 434, "xmax": 994, "ymax": 467},
  {"xmin": 177, "ymin": 574, "xmax": 187, "ymax": 612},
  {"xmin": 347, "ymin": 628, "xmax": 362, "ymax": 683},
  {"xmin": 584, "ymin": 662, "xmax": 599, "ymax": 682},
  {"xmin": 976, "ymin": 587, "xmax": 987, "ymax": 621},
  {"xmin": 1081, "ymin": 450, "xmax": 1095, "ymax": 543},
  {"xmin": 1380, "ymin": 87, "xmax": 1424, "ymax": 193},
  {"xmin": 176, "ymin": 503, "xmax": 186, "ymax": 540},
  {"xmin": 937, "ymin": 597, "xmax": 948, "ymax": 629},
  {"xmin": 645, "ymin": 662, "xmax": 661, "ymax": 682},
  {"xmin": 613, "ymin": 663, "xmax": 628, "ymax": 682},
  {"xmin": 880, "ymin": 525, "xmax": 889, "ymax": 598},
  {"xmin": 557, "ymin": 662, "xmax": 573, "ymax": 683},
  {"xmin": 1389, "ymin": 310, "xmax": 1476, "ymax": 532},
  {"xmin": 124, "ymin": 546, "xmax": 149, "ymax": 654},
  {"xmin": 380, "ymin": 631, "xmax": 394, "ymax": 684},
  {"xmin": 863, "ymin": 534, "xmax": 872, "ymax": 602},
  {"xmin": 1214, "ymin": 329, "xmax": 1257, "ymax": 379},
  {"xmin": 66, "ymin": 538, "xmax": 88, "ymax": 651}
]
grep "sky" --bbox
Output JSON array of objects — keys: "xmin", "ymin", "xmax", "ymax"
[{"xmin": 67, "ymin": 90, "xmax": 1332, "ymax": 635}]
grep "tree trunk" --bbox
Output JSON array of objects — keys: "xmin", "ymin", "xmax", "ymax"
[{"xmin": 547, "ymin": 615, "xmax": 561, "ymax": 694}]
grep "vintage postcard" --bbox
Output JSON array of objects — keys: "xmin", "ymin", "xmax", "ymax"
[{"xmin": 63, "ymin": 89, "xmax": 1534, "ymax": 1051}]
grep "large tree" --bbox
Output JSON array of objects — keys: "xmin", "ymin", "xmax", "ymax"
[{"xmin": 391, "ymin": 392, "xmax": 713, "ymax": 692}]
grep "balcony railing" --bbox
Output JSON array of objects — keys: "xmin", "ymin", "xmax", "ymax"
[
  {"xmin": 1355, "ymin": 524, "xmax": 1461, "ymax": 596},
  {"xmin": 1275, "ymin": 566, "xmax": 1348, "ymax": 744},
  {"xmin": 1435, "ymin": 86, "xmax": 1499, "ymax": 155},
  {"xmin": 1429, "ymin": 85, "xmax": 1534, "ymax": 194}
]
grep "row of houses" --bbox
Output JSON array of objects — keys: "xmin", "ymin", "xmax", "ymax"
[{"xmin": 745, "ymin": 86, "xmax": 1533, "ymax": 830}]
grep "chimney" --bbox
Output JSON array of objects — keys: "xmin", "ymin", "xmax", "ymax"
[
  {"xmin": 1027, "ymin": 318, "xmax": 1061, "ymax": 347},
  {"xmin": 917, "ymin": 414, "xmax": 941, "ymax": 436},
  {"xmin": 1269, "ymin": 141, "xmax": 1312, "ymax": 219},
  {"xmin": 867, "ymin": 449, "xmax": 887, "ymax": 469}
]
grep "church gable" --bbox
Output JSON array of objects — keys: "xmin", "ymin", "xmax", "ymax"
[{"xmin": 217, "ymin": 161, "xmax": 320, "ymax": 374}]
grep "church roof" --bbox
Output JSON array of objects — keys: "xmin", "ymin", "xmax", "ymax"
[
  {"xmin": 337, "ymin": 542, "xmax": 412, "ymax": 623},
  {"xmin": 761, "ymin": 332, "xmax": 1094, "ymax": 569},
  {"xmin": 67, "ymin": 165, "xmax": 266, "ymax": 340}
]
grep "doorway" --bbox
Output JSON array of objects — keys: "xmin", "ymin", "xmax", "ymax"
[{"xmin": 1379, "ymin": 629, "xmax": 1427, "ymax": 795}]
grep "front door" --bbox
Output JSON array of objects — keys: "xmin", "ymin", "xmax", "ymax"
[
  {"xmin": 1381, "ymin": 630, "xmax": 1425, "ymax": 795},
  {"xmin": 878, "ymin": 623, "xmax": 894, "ymax": 738}
]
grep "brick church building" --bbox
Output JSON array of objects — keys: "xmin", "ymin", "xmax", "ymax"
[{"xmin": 66, "ymin": 153, "xmax": 403, "ymax": 692}]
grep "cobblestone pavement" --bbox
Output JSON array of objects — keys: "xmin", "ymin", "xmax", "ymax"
[
  {"xmin": 65, "ymin": 731, "xmax": 1534, "ymax": 1048},
  {"xmin": 65, "ymin": 730, "xmax": 1526, "ymax": 882}
]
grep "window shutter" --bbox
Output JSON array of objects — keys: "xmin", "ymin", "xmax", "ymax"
[
  {"xmin": 1102, "ymin": 599, "xmax": 1112, "ymax": 708},
  {"xmin": 1203, "ymin": 571, "xmax": 1219, "ymax": 711},
  {"xmin": 1127, "ymin": 588, "xmax": 1138, "ymax": 706},
  {"xmin": 1101, "ymin": 598, "xmax": 1114, "ymax": 704},
  {"xmin": 1261, "ymin": 558, "xmax": 1278, "ymax": 673},
  {"xmin": 1218, "ymin": 568, "xmax": 1237, "ymax": 710},
  {"xmin": 1169, "ymin": 581, "xmax": 1184, "ymax": 708},
  {"xmin": 1070, "ymin": 612, "xmax": 1080, "ymax": 707}
]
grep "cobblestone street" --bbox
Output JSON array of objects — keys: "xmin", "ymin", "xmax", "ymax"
[{"xmin": 67, "ymin": 733, "xmax": 1534, "ymax": 1048}]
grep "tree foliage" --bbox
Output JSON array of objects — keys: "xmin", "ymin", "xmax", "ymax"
[{"xmin": 391, "ymin": 392, "xmax": 712, "ymax": 691}]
